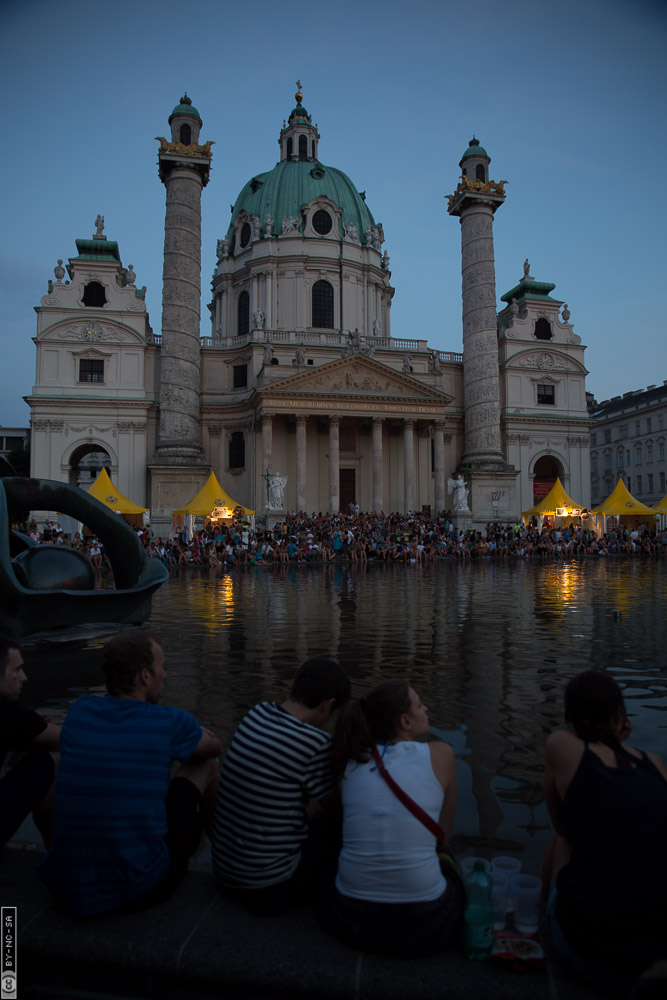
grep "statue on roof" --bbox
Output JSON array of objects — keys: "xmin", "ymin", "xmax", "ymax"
[
  {"xmin": 94, "ymin": 215, "xmax": 105, "ymax": 238},
  {"xmin": 125, "ymin": 264, "xmax": 136, "ymax": 286},
  {"xmin": 523, "ymin": 258, "xmax": 533, "ymax": 280},
  {"xmin": 53, "ymin": 260, "xmax": 65, "ymax": 284}
]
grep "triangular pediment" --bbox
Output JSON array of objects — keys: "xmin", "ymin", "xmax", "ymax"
[{"xmin": 256, "ymin": 354, "xmax": 453, "ymax": 404}]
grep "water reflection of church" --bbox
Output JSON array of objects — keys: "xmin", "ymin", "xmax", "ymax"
[{"xmin": 28, "ymin": 87, "xmax": 590, "ymax": 531}]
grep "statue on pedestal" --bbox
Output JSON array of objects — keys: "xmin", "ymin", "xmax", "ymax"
[{"xmin": 447, "ymin": 474, "xmax": 470, "ymax": 512}]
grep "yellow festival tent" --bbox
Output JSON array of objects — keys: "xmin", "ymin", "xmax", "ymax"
[
  {"xmin": 651, "ymin": 494, "xmax": 667, "ymax": 515},
  {"xmin": 591, "ymin": 477, "xmax": 656, "ymax": 518},
  {"xmin": 172, "ymin": 471, "xmax": 254, "ymax": 517},
  {"xmin": 87, "ymin": 467, "xmax": 147, "ymax": 513},
  {"xmin": 522, "ymin": 477, "xmax": 585, "ymax": 520}
]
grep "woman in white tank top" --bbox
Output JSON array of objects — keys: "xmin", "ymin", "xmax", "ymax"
[{"xmin": 320, "ymin": 680, "xmax": 463, "ymax": 956}]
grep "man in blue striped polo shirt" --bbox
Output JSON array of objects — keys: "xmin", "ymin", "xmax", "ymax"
[{"xmin": 40, "ymin": 632, "xmax": 221, "ymax": 915}]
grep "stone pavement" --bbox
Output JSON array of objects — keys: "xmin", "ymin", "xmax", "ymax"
[{"xmin": 0, "ymin": 837, "xmax": 612, "ymax": 1000}]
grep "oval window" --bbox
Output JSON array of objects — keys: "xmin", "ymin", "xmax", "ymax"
[
  {"xmin": 312, "ymin": 210, "xmax": 332, "ymax": 235},
  {"xmin": 240, "ymin": 222, "xmax": 251, "ymax": 248}
]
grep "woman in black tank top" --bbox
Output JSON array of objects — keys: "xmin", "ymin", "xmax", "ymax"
[{"xmin": 543, "ymin": 670, "xmax": 667, "ymax": 988}]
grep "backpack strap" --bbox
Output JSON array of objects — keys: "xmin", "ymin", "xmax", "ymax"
[{"xmin": 370, "ymin": 744, "xmax": 446, "ymax": 846}]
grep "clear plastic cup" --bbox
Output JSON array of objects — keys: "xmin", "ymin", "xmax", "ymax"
[
  {"xmin": 491, "ymin": 857, "xmax": 521, "ymax": 911},
  {"xmin": 511, "ymin": 874, "xmax": 542, "ymax": 934},
  {"xmin": 489, "ymin": 872, "xmax": 509, "ymax": 930}
]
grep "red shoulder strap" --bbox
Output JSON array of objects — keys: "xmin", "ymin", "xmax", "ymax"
[{"xmin": 370, "ymin": 744, "xmax": 445, "ymax": 847}]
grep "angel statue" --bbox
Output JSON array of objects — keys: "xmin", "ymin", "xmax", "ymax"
[
  {"xmin": 447, "ymin": 474, "xmax": 470, "ymax": 512},
  {"xmin": 267, "ymin": 472, "xmax": 287, "ymax": 510}
]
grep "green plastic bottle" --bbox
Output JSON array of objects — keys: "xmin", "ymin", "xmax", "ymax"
[{"xmin": 464, "ymin": 860, "xmax": 494, "ymax": 959}]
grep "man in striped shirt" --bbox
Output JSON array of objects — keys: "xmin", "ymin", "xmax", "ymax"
[
  {"xmin": 212, "ymin": 657, "xmax": 350, "ymax": 914},
  {"xmin": 40, "ymin": 632, "xmax": 221, "ymax": 915}
]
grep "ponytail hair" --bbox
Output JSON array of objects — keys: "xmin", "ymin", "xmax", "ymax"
[{"xmin": 331, "ymin": 679, "xmax": 411, "ymax": 780}]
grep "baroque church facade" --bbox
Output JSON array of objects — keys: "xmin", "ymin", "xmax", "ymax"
[{"xmin": 27, "ymin": 88, "xmax": 590, "ymax": 532}]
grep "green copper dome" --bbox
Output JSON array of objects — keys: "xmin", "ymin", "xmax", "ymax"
[
  {"xmin": 169, "ymin": 93, "xmax": 201, "ymax": 123},
  {"xmin": 227, "ymin": 159, "xmax": 376, "ymax": 244},
  {"xmin": 460, "ymin": 136, "xmax": 489, "ymax": 162}
]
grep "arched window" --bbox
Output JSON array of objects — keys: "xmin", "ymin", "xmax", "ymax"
[
  {"xmin": 229, "ymin": 432, "xmax": 245, "ymax": 469},
  {"xmin": 475, "ymin": 163, "xmax": 486, "ymax": 182},
  {"xmin": 312, "ymin": 280, "xmax": 334, "ymax": 328},
  {"xmin": 287, "ymin": 137, "xmax": 293, "ymax": 159},
  {"xmin": 179, "ymin": 123, "xmax": 192, "ymax": 145},
  {"xmin": 534, "ymin": 318, "xmax": 553, "ymax": 340},
  {"xmin": 299, "ymin": 135, "xmax": 308, "ymax": 161},
  {"xmin": 311, "ymin": 140, "xmax": 315, "ymax": 158},
  {"xmin": 82, "ymin": 281, "xmax": 106, "ymax": 307},
  {"xmin": 238, "ymin": 291, "xmax": 249, "ymax": 336}
]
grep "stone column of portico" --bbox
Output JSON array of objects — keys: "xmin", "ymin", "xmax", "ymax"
[
  {"xmin": 433, "ymin": 420, "xmax": 445, "ymax": 514},
  {"xmin": 403, "ymin": 418, "xmax": 415, "ymax": 513},
  {"xmin": 296, "ymin": 415, "xmax": 307, "ymax": 512},
  {"xmin": 261, "ymin": 414, "xmax": 273, "ymax": 508},
  {"xmin": 372, "ymin": 417, "xmax": 384, "ymax": 513},
  {"xmin": 329, "ymin": 416, "xmax": 340, "ymax": 514}
]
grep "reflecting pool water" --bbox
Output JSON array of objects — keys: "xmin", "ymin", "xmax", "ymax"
[{"xmin": 23, "ymin": 560, "xmax": 667, "ymax": 876}]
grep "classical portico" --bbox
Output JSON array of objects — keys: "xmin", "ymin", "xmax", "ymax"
[{"xmin": 254, "ymin": 354, "xmax": 452, "ymax": 514}]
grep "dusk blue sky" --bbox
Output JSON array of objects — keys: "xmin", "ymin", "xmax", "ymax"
[{"xmin": 1, "ymin": 0, "xmax": 665, "ymax": 428}]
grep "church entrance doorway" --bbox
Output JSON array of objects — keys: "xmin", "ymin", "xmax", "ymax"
[
  {"xmin": 340, "ymin": 468, "xmax": 356, "ymax": 513},
  {"xmin": 532, "ymin": 455, "xmax": 562, "ymax": 504}
]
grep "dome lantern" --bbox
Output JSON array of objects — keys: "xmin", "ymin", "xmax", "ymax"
[
  {"xmin": 459, "ymin": 136, "xmax": 490, "ymax": 184},
  {"xmin": 168, "ymin": 93, "xmax": 202, "ymax": 145},
  {"xmin": 279, "ymin": 80, "xmax": 319, "ymax": 163}
]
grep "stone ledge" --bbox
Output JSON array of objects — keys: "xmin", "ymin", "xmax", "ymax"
[{"xmin": 1, "ymin": 846, "xmax": 603, "ymax": 1000}]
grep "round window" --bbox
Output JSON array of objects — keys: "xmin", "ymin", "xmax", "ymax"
[
  {"xmin": 312, "ymin": 210, "xmax": 332, "ymax": 235},
  {"xmin": 240, "ymin": 222, "xmax": 251, "ymax": 248}
]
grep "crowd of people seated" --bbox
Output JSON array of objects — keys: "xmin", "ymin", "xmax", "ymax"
[{"xmin": 20, "ymin": 513, "xmax": 667, "ymax": 573}]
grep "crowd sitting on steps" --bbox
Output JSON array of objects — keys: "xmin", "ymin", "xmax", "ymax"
[{"xmin": 22, "ymin": 512, "xmax": 667, "ymax": 571}]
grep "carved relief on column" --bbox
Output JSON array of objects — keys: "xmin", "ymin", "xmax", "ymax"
[
  {"xmin": 329, "ymin": 416, "xmax": 340, "ymax": 515},
  {"xmin": 296, "ymin": 414, "xmax": 308, "ymax": 513},
  {"xmin": 403, "ymin": 418, "xmax": 415, "ymax": 513},
  {"xmin": 372, "ymin": 417, "xmax": 384, "ymax": 513},
  {"xmin": 433, "ymin": 419, "xmax": 446, "ymax": 514}
]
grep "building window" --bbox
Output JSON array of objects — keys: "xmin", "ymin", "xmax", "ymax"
[
  {"xmin": 627, "ymin": 477, "xmax": 632, "ymax": 491},
  {"xmin": 591, "ymin": 433, "xmax": 597, "ymax": 447},
  {"xmin": 591, "ymin": 455, "xmax": 598, "ymax": 474},
  {"xmin": 239, "ymin": 223, "xmax": 251, "ymax": 249},
  {"xmin": 604, "ymin": 451, "xmax": 612, "ymax": 470},
  {"xmin": 636, "ymin": 476, "xmax": 642, "ymax": 494},
  {"xmin": 660, "ymin": 442, "xmax": 665, "ymax": 461},
  {"xmin": 475, "ymin": 163, "xmax": 486, "ymax": 182},
  {"xmin": 233, "ymin": 364, "xmax": 247, "ymax": 389},
  {"xmin": 534, "ymin": 318, "xmax": 553, "ymax": 341},
  {"xmin": 635, "ymin": 420, "xmax": 641, "ymax": 434},
  {"xmin": 647, "ymin": 417, "xmax": 652, "ymax": 432},
  {"xmin": 312, "ymin": 279, "xmax": 334, "ymax": 328},
  {"xmin": 616, "ymin": 448, "xmax": 623, "ymax": 467},
  {"xmin": 229, "ymin": 431, "xmax": 245, "ymax": 469},
  {"xmin": 299, "ymin": 135, "xmax": 308, "ymax": 160},
  {"xmin": 659, "ymin": 415, "xmax": 664, "ymax": 430},
  {"xmin": 78, "ymin": 359, "xmax": 104, "ymax": 383},
  {"xmin": 604, "ymin": 429, "xmax": 611, "ymax": 444},
  {"xmin": 537, "ymin": 383, "xmax": 555, "ymax": 405},
  {"xmin": 312, "ymin": 209, "xmax": 332, "ymax": 235},
  {"xmin": 647, "ymin": 443, "xmax": 653, "ymax": 462},
  {"xmin": 660, "ymin": 472, "xmax": 665, "ymax": 492},
  {"xmin": 237, "ymin": 291, "xmax": 249, "ymax": 336},
  {"xmin": 592, "ymin": 482, "xmax": 599, "ymax": 499},
  {"xmin": 626, "ymin": 449, "xmax": 631, "ymax": 466},
  {"xmin": 648, "ymin": 473, "xmax": 654, "ymax": 492},
  {"xmin": 179, "ymin": 123, "xmax": 192, "ymax": 145},
  {"xmin": 287, "ymin": 137, "xmax": 293, "ymax": 158},
  {"xmin": 82, "ymin": 281, "xmax": 106, "ymax": 307},
  {"xmin": 619, "ymin": 425, "xmax": 627, "ymax": 439},
  {"xmin": 635, "ymin": 443, "xmax": 642, "ymax": 463}
]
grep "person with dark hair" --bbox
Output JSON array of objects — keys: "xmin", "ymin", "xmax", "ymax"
[
  {"xmin": 543, "ymin": 669, "xmax": 667, "ymax": 991},
  {"xmin": 0, "ymin": 636, "xmax": 60, "ymax": 850},
  {"xmin": 321, "ymin": 680, "xmax": 463, "ymax": 957},
  {"xmin": 39, "ymin": 632, "xmax": 221, "ymax": 915},
  {"xmin": 211, "ymin": 657, "xmax": 350, "ymax": 914}
]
